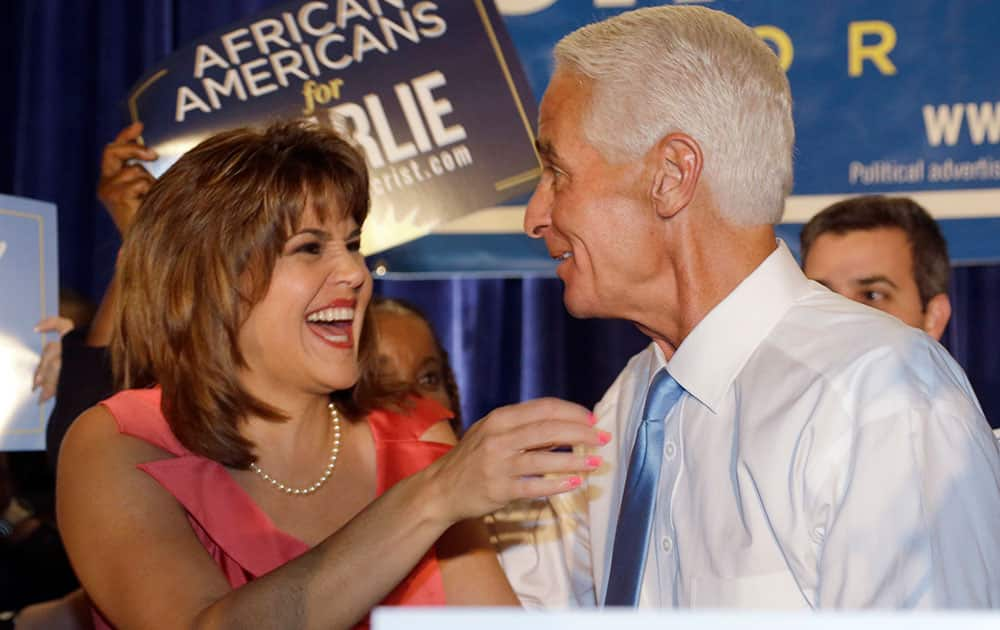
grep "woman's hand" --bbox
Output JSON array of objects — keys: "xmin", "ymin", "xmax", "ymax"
[{"xmin": 424, "ymin": 397, "xmax": 609, "ymax": 522}]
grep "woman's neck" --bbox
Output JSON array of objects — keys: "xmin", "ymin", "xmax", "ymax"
[{"xmin": 240, "ymin": 387, "xmax": 335, "ymax": 463}]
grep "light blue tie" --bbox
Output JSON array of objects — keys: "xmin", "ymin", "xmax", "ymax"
[{"xmin": 604, "ymin": 369, "xmax": 684, "ymax": 606}]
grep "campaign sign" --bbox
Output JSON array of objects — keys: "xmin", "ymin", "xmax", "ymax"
[
  {"xmin": 126, "ymin": 0, "xmax": 540, "ymax": 255},
  {"xmin": 0, "ymin": 194, "xmax": 59, "ymax": 451}
]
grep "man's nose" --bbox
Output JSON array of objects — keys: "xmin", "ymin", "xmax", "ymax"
[{"xmin": 523, "ymin": 184, "xmax": 551, "ymax": 238}]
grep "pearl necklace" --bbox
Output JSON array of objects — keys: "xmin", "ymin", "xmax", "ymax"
[{"xmin": 249, "ymin": 401, "xmax": 342, "ymax": 496}]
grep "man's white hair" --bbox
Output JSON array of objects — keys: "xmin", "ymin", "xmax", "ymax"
[{"xmin": 554, "ymin": 6, "xmax": 794, "ymax": 226}]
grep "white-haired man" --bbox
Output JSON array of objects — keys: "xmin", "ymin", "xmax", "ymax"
[{"xmin": 509, "ymin": 5, "xmax": 1000, "ymax": 608}]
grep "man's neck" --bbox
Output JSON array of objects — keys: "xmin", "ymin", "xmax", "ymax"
[{"xmin": 640, "ymin": 224, "xmax": 778, "ymax": 360}]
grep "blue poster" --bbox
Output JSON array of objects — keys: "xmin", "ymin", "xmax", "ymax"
[
  {"xmin": 0, "ymin": 194, "xmax": 59, "ymax": 451},
  {"xmin": 127, "ymin": 0, "xmax": 539, "ymax": 255}
]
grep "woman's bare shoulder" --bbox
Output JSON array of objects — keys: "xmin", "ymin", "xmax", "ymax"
[
  {"xmin": 62, "ymin": 404, "xmax": 172, "ymax": 469},
  {"xmin": 57, "ymin": 405, "xmax": 230, "ymax": 627}
]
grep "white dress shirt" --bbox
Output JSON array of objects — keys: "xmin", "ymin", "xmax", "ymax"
[{"xmin": 499, "ymin": 241, "xmax": 1000, "ymax": 608}]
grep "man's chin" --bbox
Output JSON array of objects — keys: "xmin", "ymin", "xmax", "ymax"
[{"xmin": 562, "ymin": 288, "xmax": 600, "ymax": 320}]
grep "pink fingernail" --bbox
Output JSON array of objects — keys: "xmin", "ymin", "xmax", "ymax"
[
  {"xmin": 598, "ymin": 430, "xmax": 612, "ymax": 445},
  {"xmin": 587, "ymin": 412, "xmax": 597, "ymax": 426},
  {"xmin": 586, "ymin": 455, "xmax": 602, "ymax": 469},
  {"xmin": 566, "ymin": 476, "xmax": 582, "ymax": 489}
]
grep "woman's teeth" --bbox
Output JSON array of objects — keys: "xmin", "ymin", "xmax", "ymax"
[{"xmin": 307, "ymin": 307, "xmax": 354, "ymax": 323}]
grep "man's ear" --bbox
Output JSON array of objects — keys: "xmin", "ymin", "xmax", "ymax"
[
  {"xmin": 650, "ymin": 133, "xmax": 703, "ymax": 219},
  {"xmin": 922, "ymin": 293, "xmax": 952, "ymax": 341}
]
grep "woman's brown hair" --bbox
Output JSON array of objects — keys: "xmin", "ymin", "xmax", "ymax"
[{"xmin": 113, "ymin": 120, "xmax": 387, "ymax": 468}]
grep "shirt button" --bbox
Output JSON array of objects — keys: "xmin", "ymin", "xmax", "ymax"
[
  {"xmin": 664, "ymin": 440, "xmax": 677, "ymax": 460},
  {"xmin": 661, "ymin": 536, "xmax": 674, "ymax": 553},
  {"xmin": 811, "ymin": 527, "xmax": 825, "ymax": 543}
]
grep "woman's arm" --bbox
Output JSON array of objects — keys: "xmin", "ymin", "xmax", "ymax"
[
  {"xmin": 436, "ymin": 517, "xmax": 520, "ymax": 606},
  {"xmin": 58, "ymin": 399, "xmax": 604, "ymax": 629},
  {"xmin": 420, "ymin": 421, "xmax": 519, "ymax": 606}
]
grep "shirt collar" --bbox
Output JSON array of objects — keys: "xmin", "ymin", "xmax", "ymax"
[{"xmin": 660, "ymin": 240, "xmax": 814, "ymax": 414}]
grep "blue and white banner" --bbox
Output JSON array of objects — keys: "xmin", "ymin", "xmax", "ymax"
[
  {"xmin": 0, "ymin": 194, "xmax": 59, "ymax": 451},
  {"xmin": 126, "ymin": 0, "xmax": 539, "ymax": 255},
  {"xmin": 378, "ymin": 0, "xmax": 1000, "ymax": 273}
]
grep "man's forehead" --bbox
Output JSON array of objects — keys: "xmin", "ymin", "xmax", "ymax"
[
  {"xmin": 538, "ymin": 71, "xmax": 589, "ymax": 121},
  {"xmin": 826, "ymin": 226, "xmax": 912, "ymax": 255},
  {"xmin": 810, "ymin": 228, "xmax": 915, "ymax": 276}
]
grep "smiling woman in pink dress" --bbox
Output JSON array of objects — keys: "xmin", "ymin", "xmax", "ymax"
[{"xmin": 56, "ymin": 120, "xmax": 605, "ymax": 630}]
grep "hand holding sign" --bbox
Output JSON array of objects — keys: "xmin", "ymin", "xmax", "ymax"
[{"xmin": 98, "ymin": 122, "xmax": 158, "ymax": 235}]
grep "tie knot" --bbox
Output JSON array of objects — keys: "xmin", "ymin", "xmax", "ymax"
[{"xmin": 643, "ymin": 369, "xmax": 682, "ymax": 423}]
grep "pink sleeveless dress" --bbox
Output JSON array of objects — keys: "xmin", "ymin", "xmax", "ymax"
[{"xmin": 93, "ymin": 388, "xmax": 453, "ymax": 629}]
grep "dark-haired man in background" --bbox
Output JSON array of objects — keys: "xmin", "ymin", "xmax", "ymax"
[
  {"xmin": 801, "ymin": 195, "xmax": 951, "ymax": 341},
  {"xmin": 800, "ymin": 195, "xmax": 1000, "ymax": 436}
]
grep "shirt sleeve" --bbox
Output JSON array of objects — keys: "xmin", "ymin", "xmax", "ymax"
[
  {"xmin": 815, "ymin": 349, "xmax": 1000, "ymax": 608},
  {"xmin": 488, "ymin": 486, "xmax": 597, "ymax": 608}
]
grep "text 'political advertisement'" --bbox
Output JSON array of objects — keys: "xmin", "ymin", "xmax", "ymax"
[{"xmin": 127, "ymin": 0, "xmax": 540, "ymax": 254}]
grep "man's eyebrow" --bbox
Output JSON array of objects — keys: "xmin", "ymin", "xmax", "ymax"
[
  {"xmin": 347, "ymin": 226, "xmax": 362, "ymax": 240},
  {"xmin": 855, "ymin": 275, "xmax": 899, "ymax": 289},
  {"xmin": 535, "ymin": 138, "xmax": 559, "ymax": 163}
]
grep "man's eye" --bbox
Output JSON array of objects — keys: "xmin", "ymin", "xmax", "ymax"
[
  {"xmin": 862, "ymin": 291, "xmax": 885, "ymax": 302},
  {"xmin": 542, "ymin": 165, "xmax": 565, "ymax": 183},
  {"xmin": 346, "ymin": 238, "xmax": 362, "ymax": 253}
]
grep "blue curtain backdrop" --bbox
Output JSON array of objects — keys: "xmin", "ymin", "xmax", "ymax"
[{"xmin": 1, "ymin": 1, "xmax": 997, "ymax": 427}]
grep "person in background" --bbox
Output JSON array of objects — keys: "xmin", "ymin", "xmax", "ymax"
[
  {"xmin": 46, "ymin": 122, "xmax": 157, "ymax": 470},
  {"xmin": 370, "ymin": 297, "xmax": 461, "ymax": 432},
  {"xmin": 4, "ymin": 123, "xmax": 157, "ymax": 630},
  {"xmin": 800, "ymin": 195, "xmax": 952, "ymax": 341},
  {"xmin": 515, "ymin": 4, "xmax": 1000, "ymax": 608},
  {"xmin": 56, "ymin": 120, "xmax": 604, "ymax": 629},
  {"xmin": 2, "ymin": 307, "xmax": 84, "ymax": 630},
  {"xmin": 3, "ymin": 241, "xmax": 101, "ymax": 630},
  {"xmin": 800, "ymin": 196, "xmax": 1000, "ymax": 436}
]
